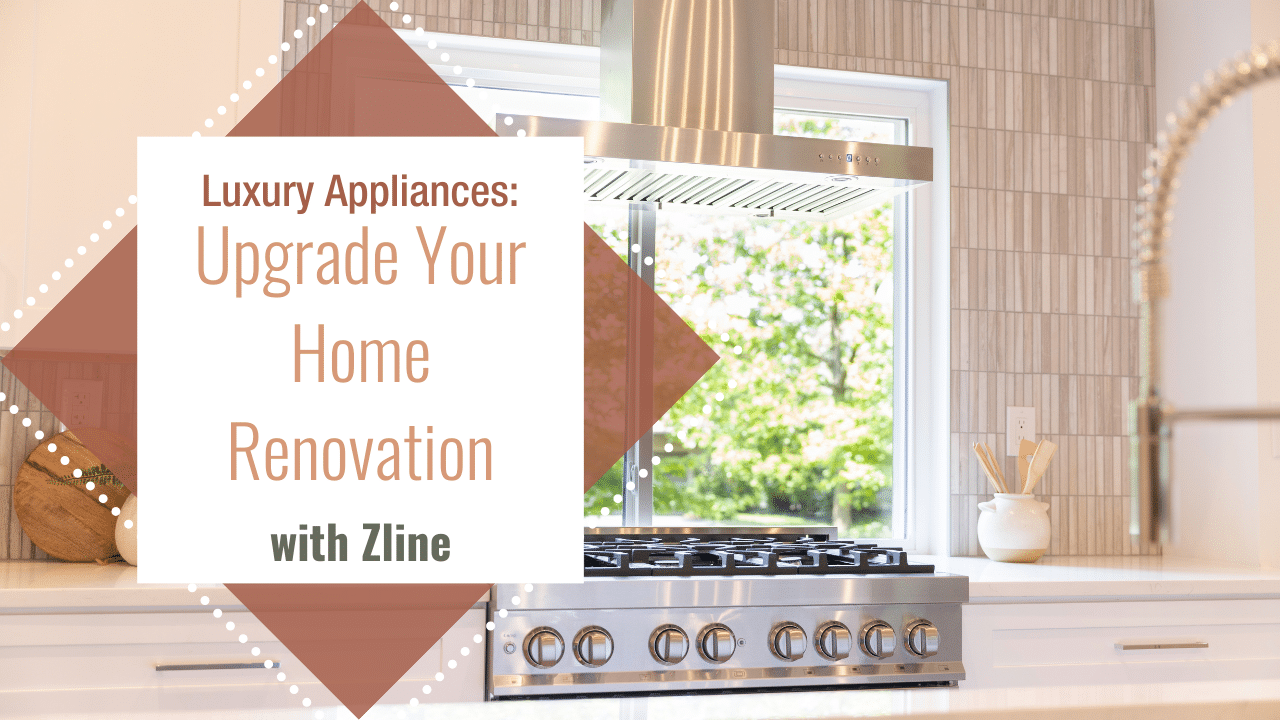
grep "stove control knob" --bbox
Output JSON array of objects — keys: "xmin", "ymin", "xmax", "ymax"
[
  {"xmin": 573, "ymin": 627, "xmax": 614, "ymax": 667},
  {"xmin": 650, "ymin": 625, "xmax": 689, "ymax": 665},
  {"xmin": 770, "ymin": 623, "xmax": 807, "ymax": 661},
  {"xmin": 698, "ymin": 624, "xmax": 737, "ymax": 663},
  {"xmin": 524, "ymin": 628, "xmax": 565, "ymax": 668},
  {"xmin": 905, "ymin": 621, "xmax": 940, "ymax": 657},
  {"xmin": 816, "ymin": 622, "xmax": 852, "ymax": 661},
  {"xmin": 860, "ymin": 622, "xmax": 897, "ymax": 658}
]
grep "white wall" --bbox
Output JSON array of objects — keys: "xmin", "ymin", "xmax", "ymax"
[
  {"xmin": 1251, "ymin": 1, "xmax": 1280, "ymax": 570},
  {"xmin": 1154, "ymin": 0, "xmax": 1280, "ymax": 567},
  {"xmin": 0, "ymin": 0, "xmax": 282, "ymax": 348}
]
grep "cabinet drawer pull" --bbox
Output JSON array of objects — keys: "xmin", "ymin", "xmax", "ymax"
[
  {"xmin": 156, "ymin": 662, "xmax": 281, "ymax": 671},
  {"xmin": 1114, "ymin": 642, "xmax": 1208, "ymax": 651}
]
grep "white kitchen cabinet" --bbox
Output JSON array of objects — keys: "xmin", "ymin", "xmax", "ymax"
[
  {"xmin": 962, "ymin": 598, "xmax": 1280, "ymax": 687},
  {"xmin": 0, "ymin": 605, "xmax": 486, "ymax": 714}
]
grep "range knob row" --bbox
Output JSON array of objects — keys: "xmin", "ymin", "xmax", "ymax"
[
  {"xmin": 775, "ymin": 620, "xmax": 938, "ymax": 661},
  {"xmin": 524, "ymin": 626, "xmax": 617, "ymax": 668},
  {"xmin": 650, "ymin": 623, "xmax": 740, "ymax": 664},
  {"xmin": 523, "ymin": 620, "xmax": 938, "ymax": 668},
  {"xmin": 856, "ymin": 620, "xmax": 940, "ymax": 659}
]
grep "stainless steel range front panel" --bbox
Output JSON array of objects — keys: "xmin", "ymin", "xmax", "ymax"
[
  {"xmin": 496, "ymin": 575, "xmax": 968, "ymax": 611},
  {"xmin": 487, "ymin": 576, "xmax": 966, "ymax": 698}
]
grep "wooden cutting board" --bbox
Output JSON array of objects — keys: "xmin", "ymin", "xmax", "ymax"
[{"xmin": 14, "ymin": 431, "xmax": 130, "ymax": 562}]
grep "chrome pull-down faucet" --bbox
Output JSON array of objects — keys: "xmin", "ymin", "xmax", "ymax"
[{"xmin": 1132, "ymin": 41, "xmax": 1280, "ymax": 544}]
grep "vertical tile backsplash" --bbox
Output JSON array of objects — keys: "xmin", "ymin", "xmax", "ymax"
[
  {"xmin": 774, "ymin": 0, "xmax": 1157, "ymax": 557},
  {"xmin": 0, "ymin": 360, "xmax": 55, "ymax": 560},
  {"xmin": 299, "ymin": 0, "xmax": 1153, "ymax": 557},
  {"xmin": 280, "ymin": 0, "xmax": 600, "ymax": 71},
  {"xmin": 0, "ymin": 354, "xmax": 137, "ymax": 560}
]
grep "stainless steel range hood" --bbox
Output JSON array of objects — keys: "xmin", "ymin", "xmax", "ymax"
[{"xmin": 494, "ymin": 0, "xmax": 933, "ymax": 219}]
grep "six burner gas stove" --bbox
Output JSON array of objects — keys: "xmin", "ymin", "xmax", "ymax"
[{"xmin": 487, "ymin": 527, "xmax": 967, "ymax": 699}]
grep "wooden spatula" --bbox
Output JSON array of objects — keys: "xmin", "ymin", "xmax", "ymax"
[
  {"xmin": 1023, "ymin": 439, "xmax": 1058, "ymax": 495},
  {"xmin": 1018, "ymin": 438, "xmax": 1038, "ymax": 490}
]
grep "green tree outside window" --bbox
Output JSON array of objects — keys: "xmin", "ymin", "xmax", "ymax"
[{"xmin": 585, "ymin": 113, "xmax": 900, "ymax": 539}]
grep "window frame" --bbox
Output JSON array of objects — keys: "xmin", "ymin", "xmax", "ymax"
[{"xmin": 398, "ymin": 31, "xmax": 952, "ymax": 555}]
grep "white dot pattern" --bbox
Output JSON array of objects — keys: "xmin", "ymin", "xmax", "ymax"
[
  {"xmin": 0, "ymin": 21, "xmax": 480, "ymax": 382},
  {"xmin": 88, "ymin": 23, "xmax": 523, "ymax": 713}
]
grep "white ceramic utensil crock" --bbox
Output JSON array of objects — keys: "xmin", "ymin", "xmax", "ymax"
[
  {"xmin": 977, "ymin": 493, "xmax": 1050, "ymax": 563},
  {"xmin": 115, "ymin": 495, "xmax": 137, "ymax": 566}
]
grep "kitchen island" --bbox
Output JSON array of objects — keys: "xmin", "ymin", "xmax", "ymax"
[{"xmin": 2, "ymin": 556, "xmax": 1278, "ymax": 719}]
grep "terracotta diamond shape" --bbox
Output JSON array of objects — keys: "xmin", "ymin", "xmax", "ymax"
[{"xmin": 4, "ymin": 3, "xmax": 718, "ymax": 716}]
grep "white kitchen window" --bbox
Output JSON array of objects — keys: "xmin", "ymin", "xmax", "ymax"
[{"xmin": 400, "ymin": 32, "xmax": 950, "ymax": 553}]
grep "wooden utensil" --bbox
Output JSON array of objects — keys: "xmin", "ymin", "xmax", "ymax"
[
  {"xmin": 1023, "ymin": 439, "xmax": 1058, "ymax": 495},
  {"xmin": 972, "ymin": 443, "xmax": 1006, "ymax": 494},
  {"xmin": 980, "ymin": 442, "xmax": 1009, "ymax": 494},
  {"xmin": 1018, "ymin": 438, "xmax": 1038, "ymax": 490}
]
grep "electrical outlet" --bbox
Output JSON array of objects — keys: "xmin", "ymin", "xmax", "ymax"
[
  {"xmin": 58, "ymin": 379, "xmax": 103, "ymax": 428},
  {"xmin": 1006, "ymin": 406, "xmax": 1035, "ymax": 456}
]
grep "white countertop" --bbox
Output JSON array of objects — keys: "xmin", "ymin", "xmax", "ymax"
[
  {"xmin": 4, "ymin": 555, "xmax": 1280, "ymax": 610},
  {"xmin": 929, "ymin": 555, "xmax": 1280, "ymax": 602},
  {"xmin": 0, "ymin": 559, "xmax": 239, "ymax": 611},
  {"xmin": 4, "ymin": 559, "xmax": 1280, "ymax": 718},
  {"xmin": 4, "ymin": 679, "xmax": 1279, "ymax": 720}
]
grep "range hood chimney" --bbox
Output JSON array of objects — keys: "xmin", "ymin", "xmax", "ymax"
[
  {"xmin": 599, "ymin": 0, "xmax": 775, "ymax": 135},
  {"xmin": 496, "ymin": 0, "xmax": 933, "ymax": 219}
]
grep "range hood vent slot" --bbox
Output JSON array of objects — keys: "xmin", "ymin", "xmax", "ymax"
[
  {"xmin": 584, "ymin": 168, "xmax": 886, "ymax": 219},
  {"xmin": 495, "ymin": 0, "xmax": 933, "ymax": 217}
]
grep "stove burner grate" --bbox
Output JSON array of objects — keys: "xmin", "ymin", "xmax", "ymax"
[{"xmin": 583, "ymin": 537, "xmax": 934, "ymax": 577}]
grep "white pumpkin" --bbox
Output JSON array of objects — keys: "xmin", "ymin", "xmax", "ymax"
[{"xmin": 115, "ymin": 495, "xmax": 138, "ymax": 566}]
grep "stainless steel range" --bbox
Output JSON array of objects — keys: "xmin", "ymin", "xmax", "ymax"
[{"xmin": 487, "ymin": 527, "xmax": 967, "ymax": 699}]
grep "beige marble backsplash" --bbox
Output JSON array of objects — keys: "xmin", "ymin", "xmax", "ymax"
[
  {"xmin": 281, "ymin": 0, "xmax": 1160, "ymax": 557},
  {"xmin": 0, "ymin": 362, "xmax": 55, "ymax": 560},
  {"xmin": 0, "ymin": 0, "xmax": 1158, "ymax": 560}
]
